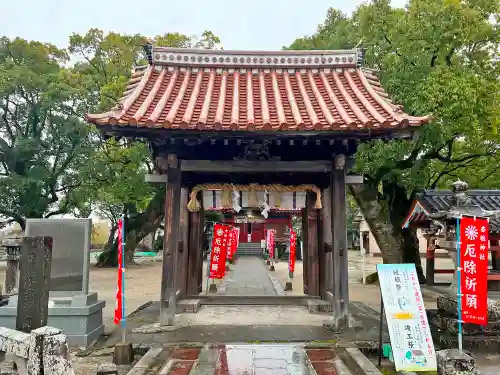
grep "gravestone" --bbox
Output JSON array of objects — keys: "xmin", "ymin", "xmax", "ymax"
[
  {"xmin": 25, "ymin": 218, "xmax": 91, "ymax": 293},
  {"xmin": 16, "ymin": 237, "xmax": 52, "ymax": 333},
  {"xmin": 0, "ymin": 219, "xmax": 106, "ymax": 347}
]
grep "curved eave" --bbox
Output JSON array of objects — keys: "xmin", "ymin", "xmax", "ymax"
[{"xmin": 85, "ymin": 62, "xmax": 432, "ymax": 132}]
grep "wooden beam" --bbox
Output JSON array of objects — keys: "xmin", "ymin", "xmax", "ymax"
[
  {"xmin": 181, "ymin": 160, "xmax": 332, "ymax": 173},
  {"xmin": 146, "ymin": 172, "xmax": 362, "ymax": 184},
  {"xmin": 160, "ymin": 155, "xmax": 181, "ymax": 326}
]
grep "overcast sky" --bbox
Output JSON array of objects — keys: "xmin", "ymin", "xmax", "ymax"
[{"xmin": 1, "ymin": 0, "xmax": 407, "ymax": 50}]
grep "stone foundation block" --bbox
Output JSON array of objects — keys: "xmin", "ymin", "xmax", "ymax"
[
  {"xmin": 306, "ymin": 299, "xmax": 333, "ymax": 314},
  {"xmin": 177, "ymin": 299, "xmax": 201, "ymax": 313},
  {"xmin": 436, "ymin": 349, "xmax": 479, "ymax": 375},
  {"xmin": 437, "ymin": 295, "xmax": 500, "ymax": 320}
]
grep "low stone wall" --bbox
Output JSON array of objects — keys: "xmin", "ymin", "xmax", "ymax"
[{"xmin": 0, "ymin": 326, "xmax": 75, "ymax": 375}]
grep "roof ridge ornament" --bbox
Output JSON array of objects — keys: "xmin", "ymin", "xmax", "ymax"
[{"xmin": 143, "ymin": 40, "xmax": 153, "ymax": 65}]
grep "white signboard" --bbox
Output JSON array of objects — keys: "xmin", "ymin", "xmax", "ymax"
[{"xmin": 377, "ymin": 264, "xmax": 437, "ymax": 372}]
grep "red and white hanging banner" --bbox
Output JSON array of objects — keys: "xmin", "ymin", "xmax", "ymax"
[
  {"xmin": 234, "ymin": 227, "xmax": 240, "ymax": 248},
  {"xmin": 113, "ymin": 218, "xmax": 124, "ymax": 325},
  {"xmin": 460, "ymin": 217, "xmax": 489, "ymax": 325},
  {"xmin": 209, "ymin": 223, "xmax": 228, "ymax": 279},
  {"xmin": 227, "ymin": 227, "xmax": 238, "ymax": 261},
  {"xmin": 267, "ymin": 229, "xmax": 276, "ymax": 259},
  {"xmin": 289, "ymin": 230, "xmax": 297, "ymax": 273}
]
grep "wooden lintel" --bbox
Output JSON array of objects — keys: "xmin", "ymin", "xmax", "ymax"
[
  {"xmin": 146, "ymin": 172, "xmax": 364, "ymax": 185},
  {"xmin": 181, "ymin": 160, "xmax": 332, "ymax": 173}
]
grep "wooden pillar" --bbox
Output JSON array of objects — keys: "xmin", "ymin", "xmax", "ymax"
[
  {"xmin": 177, "ymin": 188, "xmax": 189, "ymax": 297},
  {"xmin": 305, "ymin": 191, "xmax": 320, "ymax": 296},
  {"xmin": 302, "ymin": 207, "xmax": 309, "ymax": 295},
  {"xmin": 319, "ymin": 187, "xmax": 332, "ymax": 300},
  {"xmin": 425, "ymin": 235, "xmax": 436, "ymax": 286},
  {"xmin": 491, "ymin": 240, "xmax": 500, "ymax": 271},
  {"xmin": 330, "ymin": 154, "xmax": 349, "ymax": 329},
  {"xmin": 198, "ymin": 196, "xmax": 205, "ymax": 293},
  {"xmin": 187, "ymin": 194, "xmax": 204, "ymax": 295},
  {"xmin": 160, "ymin": 154, "xmax": 181, "ymax": 326}
]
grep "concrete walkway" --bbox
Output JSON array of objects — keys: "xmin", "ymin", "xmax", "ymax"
[{"xmin": 222, "ymin": 256, "xmax": 278, "ymax": 296}]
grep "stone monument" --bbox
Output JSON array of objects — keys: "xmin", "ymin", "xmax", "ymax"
[{"xmin": 0, "ymin": 218, "xmax": 106, "ymax": 347}]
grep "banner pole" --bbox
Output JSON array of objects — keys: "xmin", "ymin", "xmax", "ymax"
[
  {"xmin": 121, "ymin": 215, "xmax": 126, "ymax": 343},
  {"xmin": 456, "ymin": 217, "xmax": 463, "ymax": 352},
  {"xmin": 205, "ymin": 225, "xmax": 214, "ymax": 295}
]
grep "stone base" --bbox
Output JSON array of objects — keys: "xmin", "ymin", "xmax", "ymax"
[
  {"xmin": 208, "ymin": 283, "xmax": 217, "ymax": 293},
  {"xmin": 436, "ymin": 349, "xmax": 480, "ymax": 375},
  {"xmin": 113, "ymin": 342, "xmax": 133, "ymax": 365},
  {"xmin": 306, "ymin": 299, "xmax": 333, "ymax": 314},
  {"xmin": 437, "ymin": 295, "xmax": 500, "ymax": 320},
  {"xmin": 266, "ymin": 260, "xmax": 271, "ymax": 265},
  {"xmin": 97, "ymin": 364, "xmax": 118, "ymax": 375},
  {"xmin": 428, "ymin": 309, "xmax": 500, "ymax": 335},
  {"xmin": 284, "ymin": 282, "xmax": 293, "ymax": 291},
  {"xmin": 430, "ymin": 326, "xmax": 500, "ymax": 352},
  {"xmin": 177, "ymin": 299, "xmax": 201, "ymax": 313},
  {"xmin": 270, "ymin": 265, "xmax": 275, "ymax": 271},
  {"xmin": 0, "ymin": 292, "xmax": 105, "ymax": 347}
]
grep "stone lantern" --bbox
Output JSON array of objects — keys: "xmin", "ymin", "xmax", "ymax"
[
  {"xmin": 1, "ymin": 236, "xmax": 22, "ymax": 295},
  {"xmin": 428, "ymin": 180, "xmax": 500, "ymax": 293}
]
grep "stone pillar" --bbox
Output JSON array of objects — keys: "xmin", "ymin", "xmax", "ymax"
[
  {"xmin": 425, "ymin": 234, "xmax": 436, "ymax": 286},
  {"xmin": 160, "ymin": 154, "xmax": 181, "ymax": 326},
  {"xmin": 3, "ymin": 242, "xmax": 21, "ymax": 295},
  {"xmin": 16, "ymin": 236, "xmax": 52, "ymax": 333},
  {"xmin": 330, "ymin": 154, "xmax": 349, "ymax": 329}
]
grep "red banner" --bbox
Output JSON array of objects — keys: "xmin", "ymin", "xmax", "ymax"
[
  {"xmin": 227, "ymin": 228, "xmax": 238, "ymax": 261},
  {"xmin": 113, "ymin": 218, "xmax": 124, "ymax": 325},
  {"xmin": 209, "ymin": 223, "xmax": 228, "ymax": 279},
  {"xmin": 268, "ymin": 229, "xmax": 276, "ymax": 259},
  {"xmin": 460, "ymin": 216, "xmax": 489, "ymax": 325},
  {"xmin": 289, "ymin": 230, "xmax": 297, "ymax": 273}
]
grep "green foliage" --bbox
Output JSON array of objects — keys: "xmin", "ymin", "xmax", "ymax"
[
  {"xmin": 0, "ymin": 29, "xmax": 221, "ymax": 240},
  {"xmin": 0, "ymin": 37, "xmax": 94, "ymax": 227},
  {"xmin": 288, "ymin": 0, "xmax": 499, "ymax": 194}
]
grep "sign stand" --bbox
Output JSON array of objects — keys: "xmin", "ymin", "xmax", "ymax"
[{"xmin": 378, "ymin": 295, "xmax": 385, "ymax": 366}]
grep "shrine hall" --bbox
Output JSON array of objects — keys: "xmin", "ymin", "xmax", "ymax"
[{"xmin": 86, "ymin": 44, "xmax": 431, "ymax": 328}]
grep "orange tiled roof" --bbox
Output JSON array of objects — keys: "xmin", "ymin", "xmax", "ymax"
[{"xmin": 86, "ymin": 47, "xmax": 431, "ymax": 132}]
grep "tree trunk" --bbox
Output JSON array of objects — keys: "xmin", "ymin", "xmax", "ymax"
[
  {"xmin": 349, "ymin": 181, "xmax": 425, "ymax": 282},
  {"xmin": 97, "ymin": 186, "xmax": 165, "ymax": 267}
]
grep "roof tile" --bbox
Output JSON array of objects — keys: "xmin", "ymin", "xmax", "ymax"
[{"xmin": 86, "ymin": 48, "xmax": 431, "ymax": 132}]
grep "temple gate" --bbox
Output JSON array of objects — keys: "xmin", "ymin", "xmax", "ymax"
[{"xmin": 86, "ymin": 45, "xmax": 430, "ymax": 329}]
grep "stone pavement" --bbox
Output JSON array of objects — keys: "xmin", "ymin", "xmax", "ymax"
[
  {"xmin": 221, "ymin": 256, "xmax": 278, "ymax": 295},
  {"xmin": 123, "ymin": 344, "xmax": 367, "ymax": 375}
]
